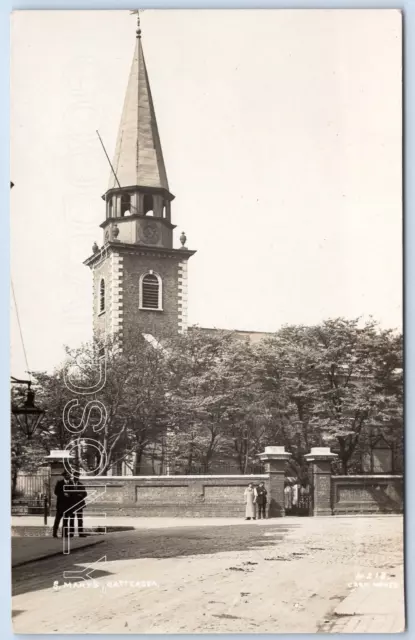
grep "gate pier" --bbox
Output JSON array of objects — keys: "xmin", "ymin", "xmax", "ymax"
[
  {"xmin": 259, "ymin": 446, "xmax": 291, "ymax": 517},
  {"xmin": 304, "ymin": 447, "xmax": 337, "ymax": 516}
]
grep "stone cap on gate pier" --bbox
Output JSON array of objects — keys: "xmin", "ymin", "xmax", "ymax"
[
  {"xmin": 44, "ymin": 449, "xmax": 74, "ymax": 461},
  {"xmin": 304, "ymin": 447, "xmax": 338, "ymax": 463},
  {"xmin": 259, "ymin": 446, "xmax": 292, "ymax": 462}
]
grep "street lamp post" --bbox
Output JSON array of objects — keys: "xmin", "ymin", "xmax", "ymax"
[
  {"xmin": 11, "ymin": 377, "xmax": 45, "ymax": 439},
  {"xmin": 11, "ymin": 377, "xmax": 47, "ymax": 522}
]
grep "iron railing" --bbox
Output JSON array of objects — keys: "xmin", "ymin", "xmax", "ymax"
[{"xmin": 12, "ymin": 473, "xmax": 50, "ymax": 523}]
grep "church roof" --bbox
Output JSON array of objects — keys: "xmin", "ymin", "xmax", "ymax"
[
  {"xmin": 108, "ymin": 36, "xmax": 169, "ymax": 192},
  {"xmin": 189, "ymin": 327, "xmax": 274, "ymax": 344}
]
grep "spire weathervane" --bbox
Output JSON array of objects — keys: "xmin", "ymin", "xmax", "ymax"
[{"xmin": 130, "ymin": 9, "xmax": 142, "ymax": 38}]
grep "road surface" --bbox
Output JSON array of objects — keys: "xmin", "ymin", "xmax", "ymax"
[{"xmin": 12, "ymin": 516, "xmax": 403, "ymax": 634}]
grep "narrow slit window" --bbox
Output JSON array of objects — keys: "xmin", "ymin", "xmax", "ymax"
[{"xmin": 99, "ymin": 279, "xmax": 105, "ymax": 313}]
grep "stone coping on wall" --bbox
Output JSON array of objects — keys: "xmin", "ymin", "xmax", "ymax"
[
  {"xmin": 80, "ymin": 474, "xmax": 402, "ymax": 481},
  {"xmin": 79, "ymin": 475, "xmax": 400, "ymax": 481},
  {"xmin": 81, "ymin": 475, "xmax": 269, "ymax": 480},
  {"xmin": 333, "ymin": 475, "xmax": 403, "ymax": 480}
]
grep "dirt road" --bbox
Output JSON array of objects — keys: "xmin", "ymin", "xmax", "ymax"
[{"xmin": 12, "ymin": 516, "xmax": 403, "ymax": 634}]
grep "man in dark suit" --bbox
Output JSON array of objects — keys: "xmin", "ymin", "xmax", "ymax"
[
  {"xmin": 255, "ymin": 482, "xmax": 268, "ymax": 519},
  {"xmin": 71, "ymin": 471, "xmax": 88, "ymax": 537},
  {"xmin": 52, "ymin": 471, "xmax": 74, "ymax": 538}
]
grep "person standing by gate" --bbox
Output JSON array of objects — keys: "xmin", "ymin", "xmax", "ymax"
[
  {"xmin": 255, "ymin": 482, "xmax": 268, "ymax": 519},
  {"xmin": 244, "ymin": 483, "xmax": 256, "ymax": 520},
  {"xmin": 71, "ymin": 471, "xmax": 87, "ymax": 537},
  {"xmin": 52, "ymin": 470, "xmax": 74, "ymax": 538}
]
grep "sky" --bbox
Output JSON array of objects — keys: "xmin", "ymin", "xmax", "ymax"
[{"xmin": 10, "ymin": 9, "xmax": 402, "ymax": 377}]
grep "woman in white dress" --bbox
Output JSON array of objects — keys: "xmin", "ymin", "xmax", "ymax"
[{"xmin": 244, "ymin": 483, "xmax": 256, "ymax": 520}]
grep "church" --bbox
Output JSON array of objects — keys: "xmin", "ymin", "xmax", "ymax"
[
  {"xmin": 84, "ymin": 17, "xmax": 269, "ymax": 349},
  {"xmin": 83, "ymin": 17, "xmax": 264, "ymax": 475},
  {"xmin": 82, "ymin": 18, "xmax": 400, "ymax": 479},
  {"xmin": 84, "ymin": 18, "xmax": 197, "ymax": 348}
]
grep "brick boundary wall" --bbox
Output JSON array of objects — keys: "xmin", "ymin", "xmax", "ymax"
[
  {"xmin": 41, "ymin": 448, "xmax": 404, "ymax": 518},
  {"xmin": 81, "ymin": 475, "xmax": 269, "ymax": 518},
  {"xmin": 331, "ymin": 475, "xmax": 403, "ymax": 515}
]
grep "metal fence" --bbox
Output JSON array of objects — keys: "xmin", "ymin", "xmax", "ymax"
[
  {"xmin": 13, "ymin": 473, "xmax": 49, "ymax": 498},
  {"xmin": 12, "ymin": 473, "xmax": 50, "ymax": 519}
]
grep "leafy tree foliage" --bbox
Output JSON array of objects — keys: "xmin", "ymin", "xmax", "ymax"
[
  {"xmin": 11, "ymin": 318, "xmax": 402, "ymax": 478},
  {"xmin": 256, "ymin": 318, "xmax": 403, "ymax": 474}
]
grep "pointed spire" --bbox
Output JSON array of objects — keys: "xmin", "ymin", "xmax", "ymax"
[{"xmin": 108, "ymin": 23, "xmax": 169, "ymax": 193}]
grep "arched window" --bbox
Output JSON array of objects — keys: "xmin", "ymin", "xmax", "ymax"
[
  {"xmin": 140, "ymin": 271, "xmax": 162, "ymax": 310},
  {"xmin": 120, "ymin": 193, "xmax": 131, "ymax": 217},
  {"xmin": 108, "ymin": 197, "xmax": 114, "ymax": 218},
  {"xmin": 143, "ymin": 194, "xmax": 154, "ymax": 216},
  {"xmin": 99, "ymin": 278, "xmax": 105, "ymax": 313}
]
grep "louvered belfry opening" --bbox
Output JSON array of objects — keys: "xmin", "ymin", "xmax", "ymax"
[
  {"xmin": 108, "ymin": 197, "xmax": 114, "ymax": 218},
  {"xmin": 143, "ymin": 194, "xmax": 154, "ymax": 216},
  {"xmin": 142, "ymin": 273, "xmax": 160, "ymax": 309},
  {"xmin": 120, "ymin": 193, "xmax": 131, "ymax": 217}
]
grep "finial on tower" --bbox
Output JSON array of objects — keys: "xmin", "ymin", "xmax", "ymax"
[{"xmin": 130, "ymin": 9, "xmax": 142, "ymax": 39}]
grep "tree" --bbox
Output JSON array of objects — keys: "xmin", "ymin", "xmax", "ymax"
[
  {"xmin": 15, "ymin": 318, "xmax": 402, "ymax": 479},
  {"xmin": 256, "ymin": 318, "xmax": 403, "ymax": 475},
  {"xmin": 11, "ymin": 385, "xmax": 49, "ymax": 496},
  {"xmin": 166, "ymin": 330, "xmax": 262, "ymax": 472},
  {"xmin": 62, "ymin": 331, "xmax": 176, "ymax": 474},
  {"xmin": 24, "ymin": 331, "xmax": 173, "ymax": 475}
]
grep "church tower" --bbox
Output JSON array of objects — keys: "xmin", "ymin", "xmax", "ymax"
[{"xmin": 84, "ymin": 18, "xmax": 195, "ymax": 345}]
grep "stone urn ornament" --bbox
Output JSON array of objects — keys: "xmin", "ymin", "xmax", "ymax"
[
  {"xmin": 113, "ymin": 224, "xmax": 120, "ymax": 240},
  {"xmin": 92, "ymin": 242, "xmax": 99, "ymax": 253},
  {"xmin": 180, "ymin": 231, "xmax": 187, "ymax": 248}
]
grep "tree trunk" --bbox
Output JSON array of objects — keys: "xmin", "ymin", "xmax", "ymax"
[
  {"xmin": 337, "ymin": 436, "xmax": 350, "ymax": 475},
  {"xmin": 233, "ymin": 435, "xmax": 244, "ymax": 473},
  {"xmin": 11, "ymin": 466, "xmax": 18, "ymax": 498},
  {"xmin": 151, "ymin": 443, "xmax": 158, "ymax": 475},
  {"xmin": 186, "ymin": 439, "xmax": 194, "ymax": 474},
  {"xmin": 134, "ymin": 446, "xmax": 145, "ymax": 475},
  {"xmin": 242, "ymin": 439, "xmax": 249, "ymax": 474},
  {"xmin": 203, "ymin": 431, "xmax": 217, "ymax": 473}
]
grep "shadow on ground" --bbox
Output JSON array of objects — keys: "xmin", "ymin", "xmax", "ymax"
[
  {"xmin": 12, "ymin": 610, "xmax": 25, "ymax": 618},
  {"xmin": 13, "ymin": 522, "xmax": 300, "ymax": 598}
]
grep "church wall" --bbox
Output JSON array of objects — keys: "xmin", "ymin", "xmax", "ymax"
[
  {"xmin": 92, "ymin": 249, "xmax": 124, "ymax": 339},
  {"xmin": 178, "ymin": 259, "xmax": 188, "ymax": 333},
  {"xmin": 136, "ymin": 218, "xmax": 171, "ymax": 248},
  {"xmin": 92, "ymin": 256, "xmax": 112, "ymax": 337},
  {"xmin": 111, "ymin": 219, "xmax": 135, "ymax": 244},
  {"xmin": 160, "ymin": 225, "xmax": 173, "ymax": 248},
  {"xmin": 121, "ymin": 252, "xmax": 181, "ymax": 338}
]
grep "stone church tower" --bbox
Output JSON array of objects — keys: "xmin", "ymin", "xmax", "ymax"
[{"xmin": 84, "ymin": 22, "xmax": 195, "ymax": 345}]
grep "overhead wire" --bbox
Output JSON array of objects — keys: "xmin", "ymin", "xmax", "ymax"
[{"xmin": 11, "ymin": 278, "xmax": 32, "ymax": 381}]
